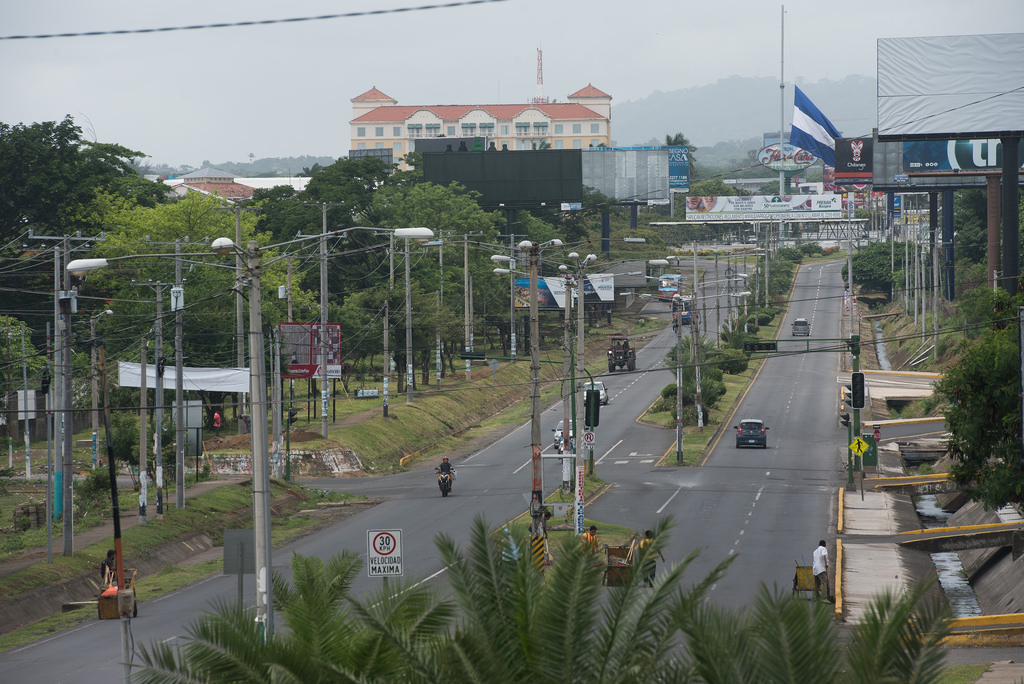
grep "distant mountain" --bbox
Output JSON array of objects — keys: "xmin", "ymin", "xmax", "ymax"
[
  {"xmin": 144, "ymin": 156, "xmax": 338, "ymax": 178},
  {"xmin": 611, "ymin": 74, "xmax": 877, "ymax": 155}
]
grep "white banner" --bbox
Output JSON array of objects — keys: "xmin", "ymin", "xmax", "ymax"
[
  {"xmin": 118, "ymin": 362, "xmax": 250, "ymax": 393},
  {"xmin": 684, "ymin": 194, "xmax": 842, "ymax": 221}
]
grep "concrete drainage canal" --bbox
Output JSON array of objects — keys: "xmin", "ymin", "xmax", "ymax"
[{"xmin": 914, "ymin": 494, "xmax": 983, "ymax": 617}]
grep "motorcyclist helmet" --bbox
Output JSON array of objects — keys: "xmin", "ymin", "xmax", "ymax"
[{"xmin": 442, "ymin": 456, "xmax": 449, "ymax": 462}]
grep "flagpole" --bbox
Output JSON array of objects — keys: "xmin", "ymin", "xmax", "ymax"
[{"xmin": 779, "ymin": 4, "xmax": 785, "ymax": 195}]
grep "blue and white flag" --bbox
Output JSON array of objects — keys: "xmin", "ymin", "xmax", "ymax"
[{"xmin": 790, "ymin": 86, "xmax": 842, "ymax": 168}]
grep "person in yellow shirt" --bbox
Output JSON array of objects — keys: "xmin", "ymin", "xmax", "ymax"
[
  {"xmin": 582, "ymin": 525, "xmax": 599, "ymax": 554},
  {"xmin": 639, "ymin": 530, "xmax": 665, "ymax": 587}
]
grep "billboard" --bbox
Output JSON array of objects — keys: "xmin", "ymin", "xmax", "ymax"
[
  {"xmin": 903, "ymin": 139, "xmax": 1024, "ymax": 174},
  {"xmin": 877, "ymin": 34, "xmax": 1024, "ymax": 140},
  {"xmin": 581, "ymin": 146, "xmax": 688, "ymax": 201},
  {"xmin": 683, "ymin": 195, "xmax": 843, "ymax": 221},
  {"xmin": 834, "ymin": 137, "xmax": 874, "ymax": 185},
  {"xmin": 757, "ymin": 143, "xmax": 816, "ymax": 171},
  {"xmin": 513, "ymin": 274, "xmax": 615, "ymax": 310},
  {"xmin": 279, "ymin": 322, "xmax": 343, "ymax": 380},
  {"xmin": 421, "ymin": 149, "xmax": 583, "ymax": 208}
]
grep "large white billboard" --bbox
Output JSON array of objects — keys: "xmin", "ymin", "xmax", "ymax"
[{"xmin": 877, "ymin": 34, "xmax": 1024, "ymax": 140}]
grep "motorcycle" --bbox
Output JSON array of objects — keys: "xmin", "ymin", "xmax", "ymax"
[{"xmin": 435, "ymin": 468, "xmax": 454, "ymax": 497}]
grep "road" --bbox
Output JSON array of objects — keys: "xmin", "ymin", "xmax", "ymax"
[{"xmin": 1, "ymin": 259, "xmax": 993, "ymax": 681}]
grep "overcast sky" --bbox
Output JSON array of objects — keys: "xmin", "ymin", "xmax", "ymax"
[{"xmin": 2, "ymin": 0, "xmax": 1021, "ymax": 168}]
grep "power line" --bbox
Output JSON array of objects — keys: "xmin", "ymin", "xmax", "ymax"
[{"xmin": 0, "ymin": 0, "xmax": 510, "ymax": 41}]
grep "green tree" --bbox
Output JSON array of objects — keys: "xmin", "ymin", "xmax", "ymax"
[
  {"xmin": 134, "ymin": 551, "xmax": 452, "ymax": 683},
  {"xmin": 935, "ymin": 291, "xmax": 1024, "ymax": 509},
  {"xmin": 0, "ymin": 116, "xmax": 165, "ymax": 238},
  {"xmin": 846, "ymin": 241, "xmax": 905, "ymax": 301}
]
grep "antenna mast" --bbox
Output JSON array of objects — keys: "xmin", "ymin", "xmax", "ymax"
[{"xmin": 531, "ymin": 48, "xmax": 549, "ymax": 104}]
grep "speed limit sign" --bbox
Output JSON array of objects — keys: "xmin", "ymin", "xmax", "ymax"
[{"xmin": 367, "ymin": 529, "xmax": 403, "ymax": 577}]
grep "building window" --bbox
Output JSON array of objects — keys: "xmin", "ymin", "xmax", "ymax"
[
  {"xmin": 375, "ymin": 127, "xmax": 384, "ymax": 137},
  {"xmin": 407, "ymin": 123, "xmax": 423, "ymax": 137},
  {"xmin": 590, "ymin": 139, "xmax": 601, "ymax": 147},
  {"xmin": 555, "ymin": 140, "xmax": 564, "ymax": 149},
  {"xmin": 591, "ymin": 123, "xmax": 600, "ymax": 134},
  {"xmin": 357, "ymin": 142, "xmax": 366, "ymax": 150},
  {"xmin": 393, "ymin": 126, "xmax": 402, "ymax": 136},
  {"xmin": 461, "ymin": 123, "xmax": 476, "ymax": 133},
  {"xmin": 447, "ymin": 125, "xmax": 456, "ymax": 136},
  {"xmin": 375, "ymin": 142, "xmax": 385, "ymax": 149},
  {"xmin": 426, "ymin": 123, "xmax": 440, "ymax": 135},
  {"xmin": 554, "ymin": 124, "xmax": 564, "ymax": 134},
  {"xmin": 357, "ymin": 127, "xmax": 366, "ymax": 137},
  {"xmin": 533, "ymin": 122, "xmax": 548, "ymax": 134},
  {"xmin": 573, "ymin": 140, "xmax": 583, "ymax": 149},
  {"xmin": 394, "ymin": 142, "xmax": 402, "ymax": 153},
  {"xmin": 572, "ymin": 124, "xmax": 582, "ymax": 134},
  {"xmin": 501, "ymin": 124, "xmax": 510, "ymax": 135},
  {"xmin": 515, "ymin": 122, "xmax": 530, "ymax": 135}
]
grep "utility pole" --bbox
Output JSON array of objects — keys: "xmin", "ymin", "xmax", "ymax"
[
  {"xmin": 383, "ymin": 300, "xmax": 389, "ymax": 418},
  {"xmin": 138, "ymin": 336, "xmax": 147, "ymax": 525},
  {"xmin": 21, "ymin": 327, "xmax": 30, "ymax": 479},
  {"xmin": 464, "ymin": 236, "xmax": 472, "ymax": 380},
  {"xmin": 319, "ymin": 203, "xmax": 330, "ymax": 438},
  {"xmin": 154, "ymin": 286, "xmax": 165, "ymax": 518},
  {"xmin": 173, "ymin": 242, "xmax": 185, "ymax": 509}
]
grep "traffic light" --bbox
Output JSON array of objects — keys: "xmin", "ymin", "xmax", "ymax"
[
  {"xmin": 40, "ymin": 366, "xmax": 50, "ymax": 396},
  {"xmin": 851, "ymin": 372, "xmax": 865, "ymax": 409},
  {"xmin": 743, "ymin": 341, "xmax": 777, "ymax": 352},
  {"xmin": 840, "ymin": 413, "xmax": 850, "ymax": 427},
  {"xmin": 584, "ymin": 389, "xmax": 600, "ymax": 428},
  {"xmin": 157, "ymin": 355, "xmax": 167, "ymax": 378},
  {"xmin": 287, "ymin": 408, "xmax": 300, "ymax": 427}
]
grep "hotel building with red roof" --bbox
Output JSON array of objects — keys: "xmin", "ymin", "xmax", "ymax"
[{"xmin": 350, "ymin": 84, "xmax": 612, "ymax": 167}]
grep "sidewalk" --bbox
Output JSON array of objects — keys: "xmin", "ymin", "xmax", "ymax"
[{"xmin": 0, "ymin": 476, "xmax": 246, "ymax": 579}]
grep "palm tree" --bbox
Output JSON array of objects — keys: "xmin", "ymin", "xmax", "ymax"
[
  {"xmin": 133, "ymin": 518, "xmax": 950, "ymax": 684},
  {"xmin": 133, "ymin": 551, "xmax": 453, "ymax": 683}
]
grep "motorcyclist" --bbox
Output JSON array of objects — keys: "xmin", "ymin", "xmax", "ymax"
[{"xmin": 435, "ymin": 455, "xmax": 455, "ymax": 490}]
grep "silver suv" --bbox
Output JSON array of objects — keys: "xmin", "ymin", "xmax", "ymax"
[
  {"xmin": 584, "ymin": 381, "xmax": 609, "ymax": 405},
  {"xmin": 792, "ymin": 318, "xmax": 810, "ymax": 336}
]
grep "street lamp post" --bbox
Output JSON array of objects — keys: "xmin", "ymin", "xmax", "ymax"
[
  {"xmin": 520, "ymin": 239, "xmax": 562, "ymax": 543},
  {"xmin": 561, "ymin": 252, "xmax": 596, "ymax": 490},
  {"xmin": 90, "ymin": 309, "xmax": 113, "ymax": 470},
  {"xmin": 405, "ymin": 234, "xmax": 414, "ymax": 404},
  {"xmin": 650, "ymin": 259, "xmax": 684, "ymax": 462},
  {"xmin": 490, "ymin": 253, "xmax": 518, "ymax": 359}
]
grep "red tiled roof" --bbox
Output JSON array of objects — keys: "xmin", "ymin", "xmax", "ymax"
[
  {"xmin": 352, "ymin": 87, "xmax": 395, "ymax": 102},
  {"xmin": 182, "ymin": 182, "xmax": 255, "ymax": 200},
  {"xmin": 352, "ymin": 102, "xmax": 604, "ymax": 123},
  {"xmin": 569, "ymin": 83, "xmax": 611, "ymax": 99}
]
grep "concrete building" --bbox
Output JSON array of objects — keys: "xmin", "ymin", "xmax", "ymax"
[{"xmin": 350, "ymin": 85, "xmax": 612, "ymax": 167}]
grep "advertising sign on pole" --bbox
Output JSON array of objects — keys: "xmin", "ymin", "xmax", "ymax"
[{"xmin": 575, "ymin": 466, "xmax": 585, "ymax": 535}]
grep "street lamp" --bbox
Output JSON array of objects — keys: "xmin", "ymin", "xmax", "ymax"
[
  {"xmin": 520, "ymin": 238, "xmax": 562, "ymax": 542},
  {"xmin": 90, "ymin": 309, "xmax": 113, "ymax": 469},
  {"xmin": 560, "ymin": 252, "xmax": 596, "ymax": 513},
  {"xmin": 490, "ymin": 254, "xmax": 518, "ymax": 359},
  {"xmin": 209, "ymin": 236, "xmax": 275, "ymax": 635},
  {"xmin": 397, "ymin": 228, "xmax": 435, "ymax": 403},
  {"xmin": 650, "ymin": 259, "xmax": 685, "ymax": 463}
]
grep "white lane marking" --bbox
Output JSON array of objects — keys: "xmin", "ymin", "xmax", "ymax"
[
  {"xmin": 656, "ymin": 486, "xmax": 682, "ymax": 514},
  {"xmin": 595, "ymin": 439, "xmax": 623, "ymax": 464}
]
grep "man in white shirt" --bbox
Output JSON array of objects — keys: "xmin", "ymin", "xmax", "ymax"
[{"xmin": 812, "ymin": 539, "xmax": 830, "ymax": 602}]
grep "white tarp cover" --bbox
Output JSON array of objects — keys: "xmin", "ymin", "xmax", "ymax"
[
  {"xmin": 877, "ymin": 34, "xmax": 1024, "ymax": 140},
  {"xmin": 118, "ymin": 362, "xmax": 250, "ymax": 393}
]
